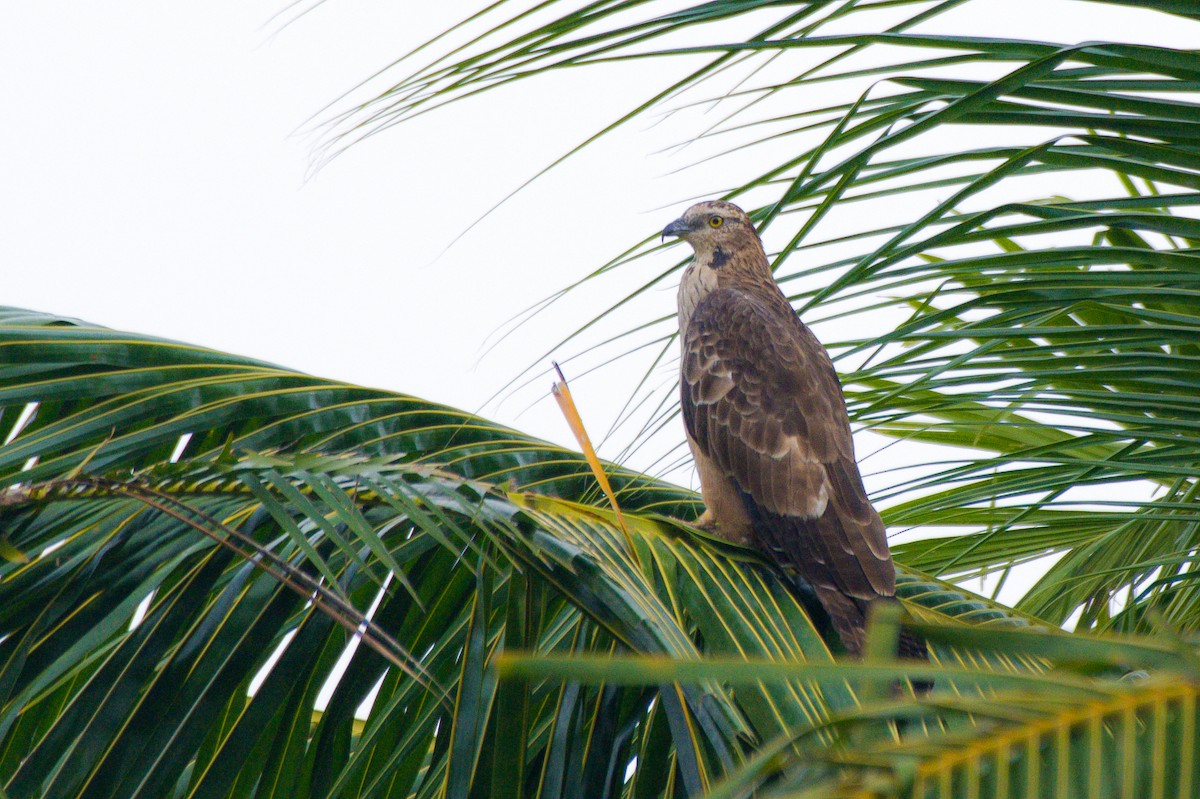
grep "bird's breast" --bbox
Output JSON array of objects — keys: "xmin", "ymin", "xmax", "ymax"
[{"xmin": 678, "ymin": 261, "xmax": 719, "ymax": 326}]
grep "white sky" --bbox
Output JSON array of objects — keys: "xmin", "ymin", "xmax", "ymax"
[
  {"xmin": 1, "ymin": 0, "xmax": 706, "ymax": 444},
  {"xmin": 2, "ymin": 1, "xmax": 1193, "ymax": 612}
]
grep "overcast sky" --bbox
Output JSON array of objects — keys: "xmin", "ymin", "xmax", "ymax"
[
  {"xmin": 2, "ymin": 1, "xmax": 1190, "ymax": 609},
  {"xmin": 1, "ymin": 0, "xmax": 712, "ymax": 449}
]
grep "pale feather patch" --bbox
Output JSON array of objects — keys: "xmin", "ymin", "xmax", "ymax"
[
  {"xmin": 678, "ymin": 261, "xmax": 719, "ymax": 322},
  {"xmin": 807, "ymin": 480, "xmax": 830, "ymax": 517}
]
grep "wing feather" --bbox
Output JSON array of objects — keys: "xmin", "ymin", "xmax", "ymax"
[{"xmin": 681, "ymin": 287, "xmax": 895, "ymax": 626}]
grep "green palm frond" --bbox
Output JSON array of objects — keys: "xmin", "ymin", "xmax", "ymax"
[
  {"xmin": 0, "ymin": 309, "xmax": 1042, "ymax": 798},
  {"xmin": 499, "ymin": 651, "xmax": 1200, "ymax": 799},
  {"xmin": 0, "ymin": 307, "xmax": 696, "ymax": 516},
  {"xmin": 5, "ymin": 309, "xmax": 1171, "ymax": 798}
]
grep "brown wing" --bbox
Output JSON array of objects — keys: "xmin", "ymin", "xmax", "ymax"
[{"xmin": 681, "ymin": 287, "xmax": 894, "ymax": 651}]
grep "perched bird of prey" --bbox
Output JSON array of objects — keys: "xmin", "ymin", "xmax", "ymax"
[{"xmin": 663, "ymin": 200, "xmax": 911, "ymax": 658}]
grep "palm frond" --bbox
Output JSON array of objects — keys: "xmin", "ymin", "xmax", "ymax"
[
  {"xmin": 499, "ymin": 628, "xmax": 1200, "ymax": 798},
  {"xmin": 0, "ymin": 310, "xmax": 1046, "ymax": 797}
]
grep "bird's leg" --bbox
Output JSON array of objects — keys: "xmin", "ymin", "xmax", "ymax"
[
  {"xmin": 680, "ymin": 506, "xmax": 756, "ymax": 547},
  {"xmin": 663, "ymin": 507, "xmax": 716, "ymax": 531}
]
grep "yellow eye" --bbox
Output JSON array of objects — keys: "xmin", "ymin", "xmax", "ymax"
[{"xmin": 708, "ymin": 216, "xmax": 723, "ymax": 228}]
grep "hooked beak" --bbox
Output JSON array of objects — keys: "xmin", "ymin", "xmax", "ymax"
[{"xmin": 661, "ymin": 217, "xmax": 690, "ymax": 242}]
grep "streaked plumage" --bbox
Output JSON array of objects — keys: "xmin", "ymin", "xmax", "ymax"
[{"xmin": 663, "ymin": 200, "xmax": 904, "ymax": 657}]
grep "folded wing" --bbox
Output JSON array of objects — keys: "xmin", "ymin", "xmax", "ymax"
[{"xmin": 680, "ymin": 287, "xmax": 894, "ymax": 653}]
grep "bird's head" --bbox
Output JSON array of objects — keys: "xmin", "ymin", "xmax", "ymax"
[{"xmin": 661, "ymin": 201, "xmax": 759, "ymax": 255}]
